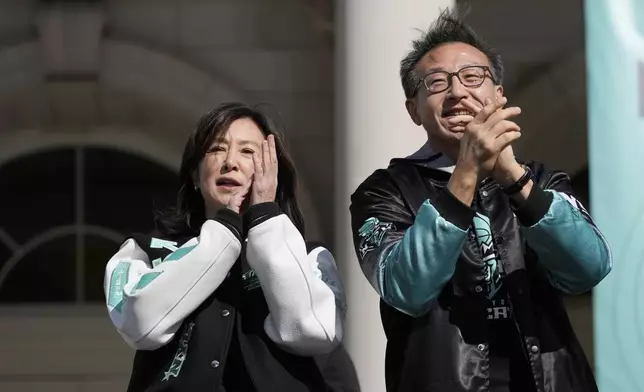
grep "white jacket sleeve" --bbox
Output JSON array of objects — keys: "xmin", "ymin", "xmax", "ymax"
[
  {"xmin": 245, "ymin": 203, "xmax": 346, "ymax": 356},
  {"xmin": 103, "ymin": 212, "xmax": 242, "ymax": 351}
]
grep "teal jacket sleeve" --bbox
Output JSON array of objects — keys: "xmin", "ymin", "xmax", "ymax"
[
  {"xmin": 514, "ymin": 169, "xmax": 612, "ymax": 294},
  {"xmin": 350, "ymin": 170, "xmax": 475, "ymax": 317}
]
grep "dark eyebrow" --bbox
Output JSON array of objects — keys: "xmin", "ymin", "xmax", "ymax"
[
  {"xmin": 425, "ymin": 66, "xmax": 446, "ymax": 73},
  {"xmin": 425, "ymin": 63, "xmax": 487, "ymax": 74}
]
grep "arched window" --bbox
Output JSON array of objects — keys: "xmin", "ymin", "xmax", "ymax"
[{"xmin": 0, "ymin": 147, "xmax": 177, "ymax": 303}]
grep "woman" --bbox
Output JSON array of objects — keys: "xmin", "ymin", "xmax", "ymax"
[{"xmin": 103, "ymin": 103, "xmax": 357, "ymax": 392}]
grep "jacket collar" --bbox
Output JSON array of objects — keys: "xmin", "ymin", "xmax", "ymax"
[{"xmin": 390, "ymin": 141, "xmax": 455, "ymax": 174}]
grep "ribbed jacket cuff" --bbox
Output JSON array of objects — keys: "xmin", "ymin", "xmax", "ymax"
[
  {"xmin": 243, "ymin": 202, "xmax": 282, "ymax": 232},
  {"xmin": 213, "ymin": 208, "xmax": 243, "ymax": 242},
  {"xmin": 433, "ymin": 188, "xmax": 476, "ymax": 231},
  {"xmin": 513, "ymin": 186, "xmax": 554, "ymax": 227}
]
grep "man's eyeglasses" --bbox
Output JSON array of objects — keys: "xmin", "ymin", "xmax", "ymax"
[{"xmin": 415, "ymin": 65, "xmax": 497, "ymax": 95}]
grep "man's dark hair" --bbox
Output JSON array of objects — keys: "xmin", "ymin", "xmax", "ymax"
[{"xmin": 400, "ymin": 8, "xmax": 504, "ymax": 99}]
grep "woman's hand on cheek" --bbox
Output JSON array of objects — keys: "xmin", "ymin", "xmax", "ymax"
[
  {"xmin": 249, "ymin": 135, "xmax": 278, "ymax": 206},
  {"xmin": 225, "ymin": 180, "xmax": 251, "ymax": 214}
]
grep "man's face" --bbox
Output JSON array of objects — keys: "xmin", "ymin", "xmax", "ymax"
[{"xmin": 406, "ymin": 42, "xmax": 503, "ymax": 149}]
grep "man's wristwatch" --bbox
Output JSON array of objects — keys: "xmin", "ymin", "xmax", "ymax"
[{"xmin": 501, "ymin": 165, "xmax": 533, "ymax": 195}]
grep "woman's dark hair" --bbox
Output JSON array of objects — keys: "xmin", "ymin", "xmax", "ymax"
[{"xmin": 154, "ymin": 102, "xmax": 305, "ymax": 237}]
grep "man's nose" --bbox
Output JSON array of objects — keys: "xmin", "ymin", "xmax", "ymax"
[{"xmin": 447, "ymin": 75, "xmax": 468, "ymax": 99}]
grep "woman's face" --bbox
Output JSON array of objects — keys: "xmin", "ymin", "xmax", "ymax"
[{"xmin": 195, "ymin": 118, "xmax": 267, "ymax": 216}]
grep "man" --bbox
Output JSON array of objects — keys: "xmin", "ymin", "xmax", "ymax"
[{"xmin": 349, "ymin": 9, "xmax": 612, "ymax": 392}]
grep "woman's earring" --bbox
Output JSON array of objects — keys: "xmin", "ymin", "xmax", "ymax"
[{"xmin": 194, "ymin": 185, "xmax": 198, "ymax": 191}]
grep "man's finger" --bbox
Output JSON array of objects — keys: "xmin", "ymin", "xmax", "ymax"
[
  {"xmin": 494, "ymin": 130, "xmax": 522, "ymax": 150},
  {"xmin": 471, "ymin": 96, "xmax": 506, "ymax": 125},
  {"xmin": 490, "ymin": 119, "xmax": 521, "ymax": 138},
  {"xmin": 446, "ymin": 115, "xmax": 475, "ymax": 125},
  {"xmin": 460, "ymin": 99, "xmax": 483, "ymax": 115},
  {"xmin": 485, "ymin": 106, "xmax": 521, "ymax": 131}
]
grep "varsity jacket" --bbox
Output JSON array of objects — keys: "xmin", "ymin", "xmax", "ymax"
[
  {"xmin": 349, "ymin": 147, "xmax": 612, "ymax": 392},
  {"xmin": 104, "ymin": 202, "xmax": 349, "ymax": 392}
]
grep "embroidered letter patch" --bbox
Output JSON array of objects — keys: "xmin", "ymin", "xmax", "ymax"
[
  {"xmin": 162, "ymin": 321, "xmax": 195, "ymax": 382},
  {"xmin": 107, "ymin": 262, "xmax": 130, "ymax": 312},
  {"xmin": 358, "ymin": 217, "xmax": 394, "ymax": 258}
]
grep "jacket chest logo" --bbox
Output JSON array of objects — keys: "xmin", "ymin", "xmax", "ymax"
[
  {"xmin": 242, "ymin": 269, "xmax": 261, "ymax": 291},
  {"xmin": 358, "ymin": 217, "xmax": 394, "ymax": 258},
  {"xmin": 472, "ymin": 214, "xmax": 505, "ymax": 300}
]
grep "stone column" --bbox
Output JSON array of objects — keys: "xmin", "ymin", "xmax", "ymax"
[{"xmin": 334, "ymin": 1, "xmax": 454, "ymax": 391}]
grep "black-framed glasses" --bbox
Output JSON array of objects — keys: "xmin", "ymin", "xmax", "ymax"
[{"xmin": 416, "ymin": 65, "xmax": 497, "ymax": 95}]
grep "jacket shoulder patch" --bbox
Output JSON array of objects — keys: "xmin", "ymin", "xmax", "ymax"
[{"xmin": 358, "ymin": 217, "xmax": 394, "ymax": 258}]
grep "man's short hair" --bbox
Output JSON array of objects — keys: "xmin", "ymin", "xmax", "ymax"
[{"xmin": 400, "ymin": 8, "xmax": 504, "ymax": 99}]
